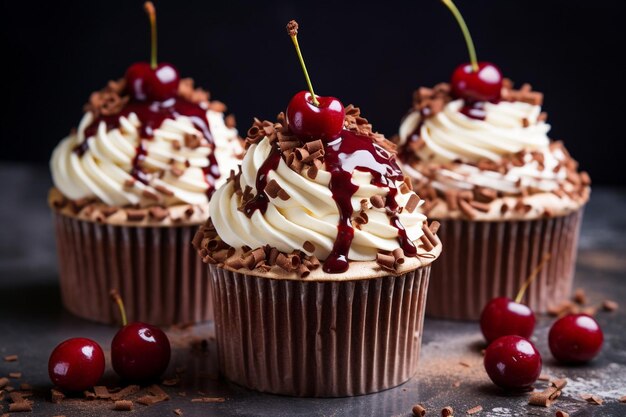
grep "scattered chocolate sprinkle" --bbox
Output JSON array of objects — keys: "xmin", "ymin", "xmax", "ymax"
[
  {"xmin": 419, "ymin": 234, "xmax": 434, "ymax": 251},
  {"xmin": 529, "ymin": 390, "xmax": 555, "ymax": 407},
  {"xmin": 110, "ymin": 385, "xmax": 140, "ymax": 401},
  {"xmin": 191, "ymin": 397, "xmax": 226, "ymax": 403},
  {"xmin": 602, "ymin": 300, "xmax": 619, "ymax": 312},
  {"xmin": 18, "ymin": 383, "xmax": 31, "ymax": 391},
  {"xmin": 580, "ymin": 393, "xmax": 603, "ymax": 405},
  {"xmin": 8, "ymin": 373, "xmax": 21, "ymax": 379},
  {"xmin": 459, "ymin": 361, "xmax": 471, "ymax": 367},
  {"xmin": 50, "ymin": 388, "xmax": 65, "ymax": 404},
  {"xmin": 466, "ymin": 405, "xmax": 483, "ymax": 415},
  {"xmin": 126, "ymin": 209, "xmax": 146, "ymax": 221},
  {"xmin": 3, "ymin": 355, "xmax": 17, "ymax": 362},
  {"xmin": 619, "ymin": 395, "xmax": 626, "ymax": 403},
  {"xmin": 174, "ymin": 409, "xmax": 184, "ymax": 416},
  {"xmin": 376, "ymin": 253, "xmax": 396, "ymax": 271},
  {"xmin": 162, "ymin": 377, "xmax": 181, "ymax": 387},
  {"xmin": 411, "ymin": 403, "xmax": 426, "ymax": 416},
  {"xmin": 114, "ymin": 400, "xmax": 134, "ymax": 411},
  {"xmin": 573, "ymin": 288, "xmax": 587, "ymax": 305},
  {"xmin": 405, "ymin": 194, "xmax": 421, "ymax": 213},
  {"xmin": 303, "ymin": 241, "xmax": 315, "ymax": 253},
  {"xmin": 84, "ymin": 390, "xmax": 96, "ymax": 400},
  {"xmin": 9, "ymin": 401, "xmax": 32, "ymax": 412},
  {"xmin": 458, "ymin": 199, "xmax": 477, "ymax": 219},
  {"xmin": 94, "ymin": 386, "xmax": 111, "ymax": 399},
  {"xmin": 441, "ymin": 406, "xmax": 454, "ymax": 417},
  {"xmin": 555, "ymin": 411, "xmax": 570, "ymax": 417},
  {"xmin": 551, "ymin": 378, "xmax": 568, "ymax": 390},
  {"xmin": 149, "ymin": 206, "xmax": 169, "ymax": 221}
]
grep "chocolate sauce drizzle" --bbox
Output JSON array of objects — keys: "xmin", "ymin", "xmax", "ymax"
[
  {"xmin": 242, "ymin": 144, "xmax": 282, "ymax": 217},
  {"xmin": 74, "ymin": 98, "xmax": 220, "ymax": 197}
]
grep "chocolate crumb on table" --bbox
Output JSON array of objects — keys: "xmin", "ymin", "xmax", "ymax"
[
  {"xmin": 441, "ymin": 406, "xmax": 454, "ymax": 417},
  {"xmin": 3, "ymin": 355, "xmax": 18, "ymax": 362},
  {"xmin": 114, "ymin": 399, "xmax": 134, "ymax": 411},
  {"xmin": 0, "ymin": 377, "xmax": 9, "ymax": 388},
  {"xmin": 555, "ymin": 411, "xmax": 570, "ymax": 417},
  {"xmin": 411, "ymin": 403, "xmax": 426, "ymax": 416},
  {"xmin": 619, "ymin": 395, "xmax": 626, "ymax": 403},
  {"xmin": 190, "ymin": 397, "xmax": 226, "ymax": 403},
  {"xmin": 466, "ymin": 405, "xmax": 483, "ymax": 414},
  {"xmin": 580, "ymin": 393, "xmax": 603, "ymax": 405},
  {"xmin": 174, "ymin": 409, "xmax": 184, "ymax": 416},
  {"xmin": 50, "ymin": 388, "xmax": 65, "ymax": 403},
  {"xmin": 603, "ymin": 300, "xmax": 619, "ymax": 311},
  {"xmin": 8, "ymin": 372, "xmax": 21, "ymax": 379}
]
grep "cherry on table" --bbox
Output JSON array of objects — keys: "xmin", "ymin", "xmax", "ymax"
[
  {"xmin": 287, "ymin": 91, "xmax": 345, "ymax": 141},
  {"xmin": 480, "ymin": 297, "xmax": 535, "ymax": 344},
  {"xmin": 451, "ymin": 62, "xmax": 503, "ymax": 103},
  {"xmin": 484, "ymin": 335, "xmax": 542, "ymax": 391},
  {"xmin": 110, "ymin": 290, "xmax": 171, "ymax": 382},
  {"xmin": 48, "ymin": 338, "xmax": 105, "ymax": 392},
  {"xmin": 111, "ymin": 322, "xmax": 171, "ymax": 382},
  {"xmin": 549, "ymin": 314, "xmax": 603, "ymax": 364}
]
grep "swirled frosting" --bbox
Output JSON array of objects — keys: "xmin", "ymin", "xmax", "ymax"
[
  {"xmin": 50, "ymin": 78, "xmax": 243, "ymax": 209},
  {"xmin": 397, "ymin": 82, "xmax": 590, "ymax": 220},
  {"xmin": 198, "ymin": 107, "xmax": 441, "ymax": 278}
]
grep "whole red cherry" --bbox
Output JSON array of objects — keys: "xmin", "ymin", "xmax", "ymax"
[
  {"xmin": 286, "ymin": 91, "xmax": 345, "ymax": 141},
  {"xmin": 484, "ymin": 335, "xmax": 542, "ymax": 391},
  {"xmin": 125, "ymin": 62, "xmax": 180, "ymax": 102},
  {"xmin": 480, "ymin": 297, "xmax": 536, "ymax": 344},
  {"xmin": 549, "ymin": 314, "xmax": 603, "ymax": 364},
  {"xmin": 48, "ymin": 338, "xmax": 105, "ymax": 392},
  {"xmin": 451, "ymin": 62, "xmax": 503, "ymax": 103},
  {"xmin": 111, "ymin": 322, "xmax": 171, "ymax": 382}
]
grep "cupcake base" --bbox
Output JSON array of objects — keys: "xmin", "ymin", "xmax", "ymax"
[
  {"xmin": 209, "ymin": 264, "xmax": 432, "ymax": 397},
  {"xmin": 54, "ymin": 212, "xmax": 212, "ymax": 325},
  {"xmin": 426, "ymin": 210, "xmax": 583, "ymax": 320}
]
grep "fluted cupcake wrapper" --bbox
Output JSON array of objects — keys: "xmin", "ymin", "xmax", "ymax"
[
  {"xmin": 209, "ymin": 264, "xmax": 432, "ymax": 397},
  {"xmin": 53, "ymin": 212, "xmax": 212, "ymax": 325},
  {"xmin": 426, "ymin": 210, "xmax": 584, "ymax": 320}
]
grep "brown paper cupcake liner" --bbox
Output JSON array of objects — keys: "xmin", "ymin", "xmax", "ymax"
[
  {"xmin": 209, "ymin": 264, "xmax": 432, "ymax": 397},
  {"xmin": 53, "ymin": 212, "xmax": 212, "ymax": 325},
  {"xmin": 426, "ymin": 209, "xmax": 583, "ymax": 320}
]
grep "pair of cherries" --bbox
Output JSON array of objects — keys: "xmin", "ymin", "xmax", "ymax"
[
  {"xmin": 48, "ymin": 293, "xmax": 171, "ymax": 392},
  {"xmin": 481, "ymin": 296, "xmax": 604, "ymax": 391}
]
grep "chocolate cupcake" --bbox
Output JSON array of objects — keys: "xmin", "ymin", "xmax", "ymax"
[
  {"xmin": 397, "ymin": 80, "xmax": 590, "ymax": 320},
  {"xmin": 49, "ymin": 67, "xmax": 244, "ymax": 325},
  {"xmin": 194, "ymin": 99, "xmax": 441, "ymax": 396}
]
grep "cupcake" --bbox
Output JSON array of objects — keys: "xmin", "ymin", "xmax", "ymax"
[
  {"xmin": 397, "ymin": 81, "xmax": 589, "ymax": 320},
  {"xmin": 49, "ymin": 5, "xmax": 244, "ymax": 325},
  {"xmin": 193, "ymin": 20, "xmax": 441, "ymax": 397}
]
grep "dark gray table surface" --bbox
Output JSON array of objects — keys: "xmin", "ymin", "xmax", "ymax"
[{"xmin": 1, "ymin": 163, "xmax": 624, "ymax": 417}]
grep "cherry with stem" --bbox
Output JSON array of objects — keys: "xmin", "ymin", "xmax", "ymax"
[
  {"xmin": 125, "ymin": 2, "xmax": 180, "ymax": 102},
  {"xmin": 285, "ymin": 20, "xmax": 345, "ymax": 141},
  {"xmin": 441, "ymin": 0, "xmax": 503, "ymax": 106},
  {"xmin": 480, "ymin": 253, "xmax": 551, "ymax": 343},
  {"xmin": 110, "ymin": 289, "xmax": 171, "ymax": 382}
]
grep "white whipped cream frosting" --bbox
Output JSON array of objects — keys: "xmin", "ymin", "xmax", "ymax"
[
  {"xmin": 399, "ymin": 99, "xmax": 568, "ymax": 195},
  {"xmin": 210, "ymin": 136, "xmax": 428, "ymax": 262},
  {"xmin": 51, "ymin": 109, "xmax": 242, "ymax": 207}
]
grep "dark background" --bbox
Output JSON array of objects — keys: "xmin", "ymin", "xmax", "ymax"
[{"xmin": 2, "ymin": 0, "xmax": 624, "ymax": 184}]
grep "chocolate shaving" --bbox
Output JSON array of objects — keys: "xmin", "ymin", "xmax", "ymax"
[
  {"xmin": 8, "ymin": 372, "xmax": 21, "ymax": 379},
  {"xmin": 551, "ymin": 378, "xmax": 568, "ymax": 390},
  {"xmin": 458, "ymin": 199, "xmax": 477, "ymax": 219},
  {"xmin": 126, "ymin": 209, "xmax": 146, "ymax": 221},
  {"xmin": 441, "ymin": 406, "xmax": 454, "ymax": 417},
  {"xmin": 114, "ymin": 400, "xmax": 134, "ymax": 411},
  {"xmin": 4, "ymin": 355, "xmax": 18, "ymax": 362},
  {"xmin": 376, "ymin": 253, "xmax": 396, "ymax": 271},
  {"xmin": 110, "ymin": 385, "xmax": 140, "ymax": 401},
  {"xmin": 174, "ymin": 409, "xmax": 184, "ymax": 416},
  {"xmin": 9, "ymin": 402, "xmax": 32, "ymax": 412},
  {"xmin": 149, "ymin": 206, "xmax": 169, "ymax": 221},
  {"xmin": 466, "ymin": 405, "xmax": 483, "ymax": 415},
  {"xmin": 405, "ymin": 194, "xmax": 421, "ymax": 213},
  {"xmin": 411, "ymin": 404, "xmax": 426, "ymax": 416},
  {"xmin": 191, "ymin": 397, "xmax": 226, "ymax": 403},
  {"xmin": 93, "ymin": 386, "xmax": 111, "ymax": 399},
  {"xmin": 555, "ymin": 411, "xmax": 569, "ymax": 417},
  {"xmin": 303, "ymin": 241, "xmax": 315, "ymax": 253},
  {"xmin": 580, "ymin": 393, "xmax": 603, "ymax": 405},
  {"xmin": 370, "ymin": 195, "xmax": 385, "ymax": 209},
  {"xmin": 602, "ymin": 300, "xmax": 618, "ymax": 311},
  {"xmin": 573, "ymin": 288, "xmax": 587, "ymax": 305},
  {"xmin": 51, "ymin": 388, "xmax": 65, "ymax": 404}
]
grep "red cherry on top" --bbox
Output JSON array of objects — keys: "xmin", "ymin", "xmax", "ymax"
[
  {"xmin": 125, "ymin": 62, "xmax": 180, "ymax": 102},
  {"xmin": 451, "ymin": 62, "xmax": 503, "ymax": 103},
  {"xmin": 287, "ymin": 91, "xmax": 345, "ymax": 141},
  {"xmin": 48, "ymin": 338, "xmax": 105, "ymax": 392},
  {"xmin": 480, "ymin": 297, "xmax": 536, "ymax": 344},
  {"xmin": 111, "ymin": 322, "xmax": 171, "ymax": 382},
  {"xmin": 549, "ymin": 314, "xmax": 603, "ymax": 364},
  {"xmin": 484, "ymin": 335, "xmax": 542, "ymax": 391}
]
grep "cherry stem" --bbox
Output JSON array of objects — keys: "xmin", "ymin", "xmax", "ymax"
[
  {"xmin": 441, "ymin": 0, "xmax": 478, "ymax": 72},
  {"xmin": 110, "ymin": 289, "xmax": 128, "ymax": 327},
  {"xmin": 515, "ymin": 253, "xmax": 552, "ymax": 304},
  {"xmin": 287, "ymin": 21, "xmax": 319, "ymax": 107},
  {"xmin": 144, "ymin": 1, "xmax": 157, "ymax": 70}
]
